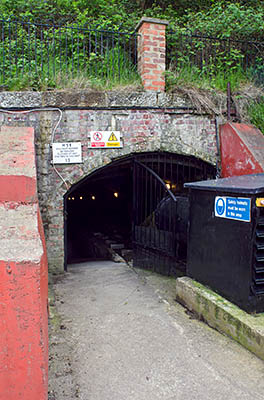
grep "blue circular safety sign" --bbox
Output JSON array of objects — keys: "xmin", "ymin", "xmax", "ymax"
[{"xmin": 216, "ymin": 198, "xmax": 225, "ymax": 215}]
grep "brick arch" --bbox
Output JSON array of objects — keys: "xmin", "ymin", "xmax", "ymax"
[
  {"xmin": 55, "ymin": 132, "xmax": 217, "ymax": 198},
  {"xmin": 41, "ymin": 108, "xmax": 218, "ymax": 274},
  {"xmin": 65, "ymin": 150, "xmax": 215, "ymax": 196},
  {"xmin": 51, "ymin": 151, "xmax": 216, "ymax": 273},
  {"xmin": 46, "ymin": 109, "xmax": 218, "ymax": 204}
]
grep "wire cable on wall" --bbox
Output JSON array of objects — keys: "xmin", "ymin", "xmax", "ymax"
[{"xmin": 0, "ymin": 107, "xmax": 71, "ymax": 189}]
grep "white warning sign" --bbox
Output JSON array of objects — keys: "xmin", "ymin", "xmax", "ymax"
[
  {"xmin": 89, "ymin": 131, "xmax": 123, "ymax": 148},
  {"xmin": 52, "ymin": 142, "xmax": 82, "ymax": 164}
]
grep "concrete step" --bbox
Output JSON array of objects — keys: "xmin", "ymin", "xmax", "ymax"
[{"xmin": 110, "ymin": 243, "xmax": 125, "ymax": 250}]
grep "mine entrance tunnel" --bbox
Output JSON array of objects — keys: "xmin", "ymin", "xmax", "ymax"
[
  {"xmin": 64, "ymin": 152, "xmax": 216, "ymax": 273},
  {"xmin": 65, "ymin": 157, "xmax": 133, "ymax": 265}
]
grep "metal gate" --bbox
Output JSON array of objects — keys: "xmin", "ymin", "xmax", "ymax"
[{"xmin": 132, "ymin": 153, "xmax": 215, "ymax": 275}]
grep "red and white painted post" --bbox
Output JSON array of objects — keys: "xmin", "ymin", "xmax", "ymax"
[
  {"xmin": 136, "ymin": 17, "xmax": 169, "ymax": 92},
  {"xmin": 0, "ymin": 126, "xmax": 48, "ymax": 400}
]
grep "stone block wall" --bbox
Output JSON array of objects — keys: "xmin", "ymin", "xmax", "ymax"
[{"xmin": 0, "ymin": 91, "xmax": 218, "ymax": 273}]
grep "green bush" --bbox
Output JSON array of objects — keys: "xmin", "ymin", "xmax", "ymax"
[
  {"xmin": 0, "ymin": 0, "xmax": 264, "ymax": 39},
  {"xmin": 183, "ymin": 2, "xmax": 264, "ymax": 40}
]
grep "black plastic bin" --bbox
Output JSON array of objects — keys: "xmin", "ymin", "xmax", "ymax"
[{"xmin": 185, "ymin": 173, "xmax": 264, "ymax": 313}]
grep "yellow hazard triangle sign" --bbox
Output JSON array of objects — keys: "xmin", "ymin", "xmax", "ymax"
[
  {"xmin": 108, "ymin": 132, "xmax": 118, "ymax": 141},
  {"xmin": 105, "ymin": 131, "xmax": 122, "ymax": 148}
]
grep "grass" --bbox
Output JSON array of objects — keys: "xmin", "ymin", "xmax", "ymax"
[
  {"xmin": 0, "ymin": 67, "xmax": 142, "ymax": 91},
  {"xmin": 0, "ymin": 45, "xmax": 142, "ymax": 91},
  {"xmin": 1, "ymin": 71, "xmax": 142, "ymax": 92},
  {"xmin": 165, "ymin": 64, "xmax": 250, "ymax": 92},
  {"xmin": 165, "ymin": 63, "xmax": 264, "ymax": 134},
  {"xmin": 248, "ymin": 99, "xmax": 264, "ymax": 134}
]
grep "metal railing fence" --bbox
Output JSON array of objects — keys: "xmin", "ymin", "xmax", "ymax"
[
  {"xmin": 0, "ymin": 18, "xmax": 138, "ymax": 87},
  {"xmin": 1, "ymin": 18, "xmax": 264, "ymax": 89},
  {"xmin": 167, "ymin": 30, "xmax": 264, "ymax": 84}
]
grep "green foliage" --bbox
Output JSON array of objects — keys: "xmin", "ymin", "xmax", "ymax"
[
  {"xmin": 0, "ymin": 34, "xmax": 141, "ymax": 91},
  {"xmin": 183, "ymin": 2, "xmax": 264, "ymax": 40},
  {"xmin": 248, "ymin": 100, "xmax": 264, "ymax": 134},
  {"xmin": 0, "ymin": 14, "xmax": 141, "ymax": 91},
  {"xmin": 0, "ymin": 0, "xmax": 142, "ymax": 30},
  {"xmin": 166, "ymin": 28, "xmax": 259, "ymax": 92},
  {"xmin": 0, "ymin": 0, "xmax": 263, "ymax": 40},
  {"xmin": 165, "ymin": 64, "xmax": 249, "ymax": 92},
  {"xmin": 0, "ymin": 0, "xmax": 264, "ymax": 91},
  {"xmin": 89, "ymin": 46, "xmax": 140, "ymax": 85}
]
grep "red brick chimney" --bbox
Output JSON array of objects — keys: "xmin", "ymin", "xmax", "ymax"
[{"xmin": 135, "ymin": 17, "xmax": 169, "ymax": 92}]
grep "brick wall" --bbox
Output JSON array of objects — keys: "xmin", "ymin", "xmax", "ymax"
[
  {"xmin": 0, "ymin": 91, "xmax": 218, "ymax": 273},
  {"xmin": 136, "ymin": 17, "xmax": 168, "ymax": 92}
]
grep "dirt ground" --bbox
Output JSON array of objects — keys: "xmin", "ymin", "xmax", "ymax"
[{"xmin": 48, "ymin": 261, "xmax": 264, "ymax": 400}]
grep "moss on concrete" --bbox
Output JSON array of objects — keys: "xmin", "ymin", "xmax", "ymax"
[{"xmin": 176, "ymin": 276, "xmax": 264, "ymax": 361}]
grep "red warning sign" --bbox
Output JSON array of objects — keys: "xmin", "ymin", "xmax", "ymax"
[
  {"xmin": 93, "ymin": 132, "xmax": 102, "ymax": 141},
  {"xmin": 91, "ymin": 142, "xmax": 105, "ymax": 147},
  {"xmin": 91, "ymin": 131, "xmax": 104, "ymax": 147},
  {"xmin": 89, "ymin": 131, "xmax": 123, "ymax": 148}
]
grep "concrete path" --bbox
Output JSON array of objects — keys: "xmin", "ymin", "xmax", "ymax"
[{"xmin": 49, "ymin": 261, "xmax": 264, "ymax": 400}]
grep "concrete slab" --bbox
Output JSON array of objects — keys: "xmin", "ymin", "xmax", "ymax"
[{"xmin": 176, "ymin": 276, "xmax": 264, "ymax": 361}]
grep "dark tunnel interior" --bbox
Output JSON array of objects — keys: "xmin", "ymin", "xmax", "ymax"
[{"xmin": 65, "ymin": 160, "xmax": 133, "ymax": 263}]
